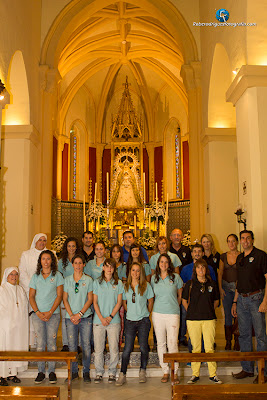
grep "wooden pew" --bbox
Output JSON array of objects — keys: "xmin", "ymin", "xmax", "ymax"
[
  {"xmin": 173, "ymin": 384, "xmax": 267, "ymax": 400},
  {"xmin": 0, "ymin": 351, "xmax": 76, "ymax": 400},
  {"xmin": 163, "ymin": 351, "xmax": 267, "ymax": 400},
  {"xmin": 0, "ymin": 386, "xmax": 60, "ymax": 399}
]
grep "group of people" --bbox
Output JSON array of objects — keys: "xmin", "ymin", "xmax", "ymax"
[{"xmin": 0, "ymin": 228, "xmax": 267, "ymax": 387}]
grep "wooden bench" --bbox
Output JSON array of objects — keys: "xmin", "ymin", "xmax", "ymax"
[
  {"xmin": 173, "ymin": 384, "xmax": 267, "ymax": 400},
  {"xmin": 163, "ymin": 351, "xmax": 267, "ymax": 400},
  {"xmin": 0, "ymin": 351, "xmax": 76, "ymax": 400},
  {"xmin": 0, "ymin": 386, "xmax": 60, "ymax": 399}
]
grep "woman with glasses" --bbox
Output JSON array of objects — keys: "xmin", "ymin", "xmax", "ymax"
[
  {"xmin": 63, "ymin": 254, "xmax": 93, "ymax": 383},
  {"xmin": 126, "ymin": 243, "xmax": 151, "ymax": 282},
  {"xmin": 29, "ymin": 250, "xmax": 64, "ymax": 384},
  {"xmin": 182, "ymin": 258, "xmax": 221, "ymax": 385},
  {"xmin": 93, "ymin": 258, "xmax": 123, "ymax": 384},
  {"xmin": 58, "ymin": 237, "xmax": 80, "ymax": 351},
  {"xmin": 151, "ymin": 253, "xmax": 183, "ymax": 384},
  {"xmin": 116, "ymin": 262, "xmax": 154, "ymax": 386}
]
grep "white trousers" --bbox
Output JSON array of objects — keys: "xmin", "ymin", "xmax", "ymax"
[{"xmin": 152, "ymin": 312, "xmax": 179, "ymax": 374}]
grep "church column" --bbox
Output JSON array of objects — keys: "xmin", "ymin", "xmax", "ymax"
[
  {"xmin": 39, "ymin": 66, "xmax": 61, "ymax": 240},
  {"xmin": 96, "ymin": 143, "xmax": 105, "ymax": 202},
  {"xmin": 226, "ymin": 65, "xmax": 267, "ymax": 248},
  {"xmin": 56, "ymin": 135, "xmax": 65, "ymax": 199},
  {"xmin": 181, "ymin": 62, "xmax": 204, "ymax": 241},
  {"xmin": 145, "ymin": 142, "xmax": 155, "ymax": 202}
]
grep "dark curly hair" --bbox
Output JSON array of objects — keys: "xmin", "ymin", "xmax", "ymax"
[
  {"xmin": 99, "ymin": 258, "xmax": 118, "ymax": 285},
  {"xmin": 36, "ymin": 250, "xmax": 58, "ymax": 276},
  {"xmin": 154, "ymin": 253, "xmax": 175, "ymax": 283},
  {"xmin": 60, "ymin": 237, "xmax": 80, "ymax": 270}
]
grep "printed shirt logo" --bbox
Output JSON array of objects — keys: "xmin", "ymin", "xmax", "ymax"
[
  {"xmin": 50, "ymin": 278, "xmax": 55, "ymax": 283},
  {"xmin": 213, "ymin": 257, "xmax": 217, "ymax": 263},
  {"xmin": 249, "ymin": 257, "xmax": 254, "ymax": 263},
  {"xmin": 182, "ymin": 252, "xmax": 186, "ymax": 258},
  {"xmin": 82, "ymin": 282, "xmax": 86, "ymax": 287},
  {"xmin": 208, "ymin": 286, "xmax": 213, "ymax": 292}
]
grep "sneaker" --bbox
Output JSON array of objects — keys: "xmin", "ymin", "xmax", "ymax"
[
  {"xmin": 61, "ymin": 345, "xmax": 69, "ymax": 352},
  {"xmin": 187, "ymin": 375, "xmax": 199, "ymax": 384},
  {"xmin": 186, "ymin": 362, "xmax": 191, "ymax": 367},
  {"xmin": 64, "ymin": 372, "xmax": 79, "ymax": 382},
  {"xmin": 94, "ymin": 375, "xmax": 103, "ymax": 384},
  {"xmin": 115, "ymin": 372, "xmax": 126, "ymax": 386},
  {"xmin": 83, "ymin": 372, "xmax": 91, "ymax": 383},
  {"xmin": 108, "ymin": 375, "xmax": 116, "ymax": 384},
  {"xmin": 209, "ymin": 375, "xmax": 222, "ymax": 384},
  {"xmin": 0, "ymin": 378, "xmax": 8, "ymax": 386},
  {"xmin": 139, "ymin": 369, "xmax": 147, "ymax": 383},
  {"xmin": 49, "ymin": 372, "xmax": 57, "ymax": 384},
  {"xmin": 35, "ymin": 372, "xmax": 45, "ymax": 384}
]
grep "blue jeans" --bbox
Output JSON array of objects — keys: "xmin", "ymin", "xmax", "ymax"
[
  {"xmin": 65, "ymin": 316, "xmax": 92, "ymax": 374},
  {"xmin": 222, "ymin": 280, "xmax": 236, "ymax": 326},
  {"xmin": 121, "ymin": 317, "xmax": 151, "ymax": 374},
  {"xmin": 93, "ymin": 323, "xmax": 120, "ymax": 376},
  {"xmin": 32, "ymin": 313, "xmax": 60, "ymax": 374},
  {"xmin": 237, "ymin": 291, "xmax": 267, "ymax": 374}
]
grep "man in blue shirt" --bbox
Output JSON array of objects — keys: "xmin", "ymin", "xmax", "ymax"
[
  {"xmin": 122, "ymin": 230, "xmax": 149, "ymax": 263},
  {"xmin": 180, "ymin": 243, "xmax": 216, "ymax": 349}
]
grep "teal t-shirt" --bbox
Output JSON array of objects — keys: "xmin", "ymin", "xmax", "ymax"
[
  {"xmin": 93, "ymin": 278, "xmax": 124, "ymax": 324},
  {"xmin": 29, "ymin": 271, "xmax": 64, "ymax": 314},
  {"xmin": 150, "ymin": 252, "xmax": 182, "ymax": 272},
  {"xmin": 123, "ymin": 283, "xmax": 154, "ymax": 321},
  {"xmin": 143, "ymin": 262, "xmax": 152, "ymax": 277},
  {"xmin": 58, "ymin": 259, "xmax": 74, "ymax": 278},
  {"xmin": 151, "ymin": 273, "xmax": 183, "ymax": 314},
  {"xmin": 64, "ymin": 273, "xmax": 93, "ymax": 318},
  {"xmin": 84, "ymin": 258, "xmax": 105, "ymax": 280},
  {"xmin": 117, "ymin": 263, "xmax": 127, "ymax": 280}
]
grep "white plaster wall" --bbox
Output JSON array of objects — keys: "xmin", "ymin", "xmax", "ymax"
[{"xmin": 204, "ymin": 140, "xmax": 239, "ymax": 252}]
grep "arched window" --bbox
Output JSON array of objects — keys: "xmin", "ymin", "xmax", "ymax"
[
  {"xmin": 70, "ymin": 126, "xmax": 78, "ymax": 200},
  {"xmin": 175, "ymin": 126, "xmax": 181, "ymax": 198}
]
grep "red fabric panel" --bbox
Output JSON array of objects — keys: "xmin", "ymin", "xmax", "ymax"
[
  {"xmin": 52, "ymin": 136, "xmax": 57, "ymax": 198},
  {"xmin": 143, "ymin": 148, "xmax": 149, "ymax": 203},
  {"xmin": 89, "ymin": 147, "xmax": 97, "ymax": 200},
  {"xmin": 183, "ymin": 140, "xmax": 190, "ymax": 199},
  {"xmin": 154, "ymin": 146, "xmax": 163, "ymax": 202},
  {"xmin": 102, "ymin": 149, "xmax": 111, "ymax": 204},
  {"xmin": 61, "ymin": 143, "xmax": 69, "ymax": 200}
]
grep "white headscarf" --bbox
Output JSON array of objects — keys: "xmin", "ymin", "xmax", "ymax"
[
  {"xmin": 1, "ymin": 267, "xmax": 19, "ymax": 286},
  {"xmin": 30, "ymin": 233, "xmax": 47, "ymax": 249}
]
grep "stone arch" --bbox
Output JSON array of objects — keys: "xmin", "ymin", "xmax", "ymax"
[
  {"xmin": 208, "ymin": 43, "xmax": 236, "ymax": 128},
  {"xmin": 3, "ymin": 51, "xmax": 30, "ymax": 125}
]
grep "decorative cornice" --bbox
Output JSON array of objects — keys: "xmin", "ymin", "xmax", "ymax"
[
  {"xmin": 226, "ymin": 65, "xmax": 267, "ymax": 106},
  {"xmin": 201, "ymin": 127, "xmax": 236, "ymax": 146},
  {"xmin": 1, "ymin": 125, "xmax": 40, "ymax": 146}
]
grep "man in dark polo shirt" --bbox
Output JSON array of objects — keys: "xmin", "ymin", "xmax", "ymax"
[
  {"xmin": 81, "ymin": 230, "xmax": 95, "ymax": 263},
  {"xmin": 232, "ymin": 230, "xmax": 267, "ymax": 382},
  {"xmin": 169, "ymin": 229, "xmax": 192, "ymax": 272}
]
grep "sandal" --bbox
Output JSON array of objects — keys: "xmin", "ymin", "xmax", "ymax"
[
  {"xmin": 174, "ymin": 374, "xmax": 180, "ymax": 384},
  {"xmin": 7, "ymin": 376, "xmax": 21, "ymax": 383},
  {"xmin": 161, "ymin": 374, "xmax": 169, "ymax": 383}
]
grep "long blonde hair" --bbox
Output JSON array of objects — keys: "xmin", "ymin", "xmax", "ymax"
[
  {"xmin": 201, "ymin": 233, "xmax": 217, "ymax": 256},
  {"xmin": 125, "ymin": 262, "xmax": 147, "ymax": 296}
]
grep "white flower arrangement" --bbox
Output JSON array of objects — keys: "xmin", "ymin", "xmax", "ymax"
[
  {"xmin": 181, "ymin": 230, "xmax": 191, "ymax": 247},
  {"xmin": 86, "ymin": 201, "xmax": 106, "ymax": 224},
  {"xmin": 51, "ymin": 232, "xmax": 68, "ymax": 254},
  {"xmin": 146, "ymin": 201, "xmax": 165, "ymax": 222},
  {"xmin": 94, "ymin": 228, "xmax": 112, "ymax": 249},
  {"xmin": 137, "ymin": 229, "xmax": 157, "ymax": 250}
]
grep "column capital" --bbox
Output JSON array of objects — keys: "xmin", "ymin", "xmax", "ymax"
[
  {"xmin": 226, "ymin": 65, "xmax": 267, "ymax": 105},
  {"xmin": 201, "ymin": 127, "xmax": 236, "ymax": 146},
  {"xmin": 181, "ymin": 61, "xmax": 201, "ymax": 91},
  {"xmin": 39, "ymin": 65, "xmax": 61, "ymax": 93}
]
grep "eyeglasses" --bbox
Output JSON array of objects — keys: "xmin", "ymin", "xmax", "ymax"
[
  {"xmin": 132, "ymin": 292, "xmax": 136, "ymax": 303},
  {"xmin": 200, "ymin": 283, "xmax": 205, "ymax": 294},
  {"xmin": 75, "ymin": 282, "xmax": 79, "ymax": 294}
]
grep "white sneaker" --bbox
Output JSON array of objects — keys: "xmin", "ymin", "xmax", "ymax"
[
  {"xmin": 209, "ymin": 375, "xmax": 222, "ymax": 384},
  {"xmin": 116, "ymin": 372, "xmax": 126, "ymax": 386},
  {"xmin": 187, "ymin": 375, "xmax": 199, "ymax": 384},
  {"xmin": 139, "ymin": 369, "xmax": 147, "ymax": 383}
]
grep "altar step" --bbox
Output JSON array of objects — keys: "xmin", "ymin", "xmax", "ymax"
[{"xmin": 18, "ymin": 352, "xmax": 241, "ymax": 379}]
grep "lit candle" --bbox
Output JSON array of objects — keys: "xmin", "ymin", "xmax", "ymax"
[
  {"xmin": 93, "ymin": 182, "xmax": 97, "ymax": 213},
  {"xmin": 143, "ymin": 172, "xmax": 146, "ymax": 204},
  {"xmin": 107, "ymin": 172, "xmax": 109, "ymax": 203},
  {"xmin": 83, "ymin": 194, "xmax": 86, "ymax": 232},
  {"xmin": 155, "ymin": 182, "xmax": 158, "ymax": 210}
]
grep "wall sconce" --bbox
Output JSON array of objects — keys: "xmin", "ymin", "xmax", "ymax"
[
  {"xmin": 234, "ymin": 206, "xmax": 247, "ymax": 229},
  {"xmin": 0, "ymin": 79, "xmax": 5, "ymax": 100}
]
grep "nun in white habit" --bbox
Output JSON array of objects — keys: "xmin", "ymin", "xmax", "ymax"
[
  {"xmin": 0, "ymin": 267, "xmax": 29, "ymax": 386},
  {"xmin": 19, "ymin": 233, "xmax": 47, "ymax": 345}
]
